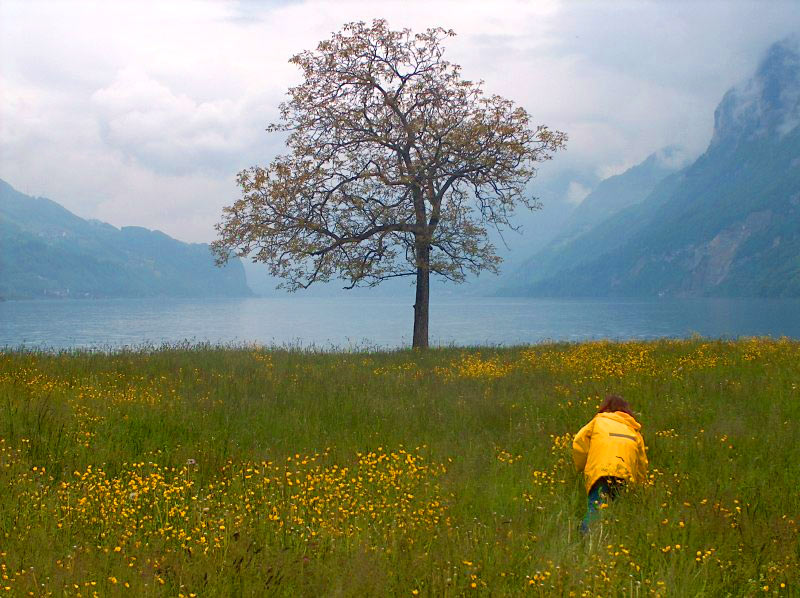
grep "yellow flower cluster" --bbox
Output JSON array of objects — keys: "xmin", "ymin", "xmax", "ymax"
[
  {"xmin": 45, "ymin": 447, "xmax": 448, "ymax": 557},
  {"xmin": 386, "ymin": 337, "xmax": 800, "ymax": 384},
  {"xmin": 452, "ymin": 353, "xmax": 513, "ymax": 380},
  {"xmin": 495, "ymin": 449, "xmax": 523, "ymax": 464},
  {"xmin": 521, "ymin": 341, "xmax": 657, "ymax": 381},
  {"xmin": 1, "ymin": 445, "xmax": 448, "ymax": 595},
  {"xmin": 372, "ymin": 361, "xmax": 421, "ymax": 378},
  {"xmin": 549, "ymin": 433, "xmax": 573, "ymax": 454}
]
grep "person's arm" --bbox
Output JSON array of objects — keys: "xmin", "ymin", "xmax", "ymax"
[
  {"xmin": 572, "ymin": 419, "xmax": 595, "ymax": 473},
  {"xmin": 635, "ymin": 434, "xmax": 649, "ymax": 484}
]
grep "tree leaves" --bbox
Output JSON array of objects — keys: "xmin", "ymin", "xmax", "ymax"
[{"xmin": 213, "ymin": 18, "xmax": 566, "ymax": 291}]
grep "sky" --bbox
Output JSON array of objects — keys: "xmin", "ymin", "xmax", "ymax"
[{"xmin": 2, "ymin": 0, "xmax": 800, "ymax": 245}]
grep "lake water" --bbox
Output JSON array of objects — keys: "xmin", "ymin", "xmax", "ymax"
[{"xmin": 2, "ymin": 296, "xmax": 800, "ymax": 351}]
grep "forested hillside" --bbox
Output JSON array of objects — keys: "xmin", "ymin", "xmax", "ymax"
[
  {"xmin": 0, "ymin": 180, "xmax": 252, "ymax": 299},
  {"xmin": 505, "ymin": 37, "xmax": 800, "ymax": 298}
]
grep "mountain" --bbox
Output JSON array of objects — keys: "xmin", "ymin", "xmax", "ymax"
[
  {"xmin": 242, "ymin": 168, "xmax": 601, "ymax": 298},
  {"xmin": 0, "ymin": 179, "xmax": 252, "ymax": 299},
  {"xmin": 500, "ymin": 146, "xmax": 687, "ymax": 292},
  {"xmin": 504, "ymin": 37, "xmax": 800, "ymax": 298},
  {"xmin": 555, "ymin": 146, "xmax": 690, "ymax": 242}
]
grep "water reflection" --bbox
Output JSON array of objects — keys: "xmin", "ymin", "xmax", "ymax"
[{"xmin": 1, "ymin": 296, "xmax": 799, "ymax": 350}]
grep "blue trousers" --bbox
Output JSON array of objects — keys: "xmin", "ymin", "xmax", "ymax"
[{"xmin": 580, "ymin": 476, "xmax": 624, "ymax": 534}]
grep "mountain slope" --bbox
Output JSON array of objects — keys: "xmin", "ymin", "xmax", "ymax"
[
  {"xmin": 508, "ymin": 37, "xmax": 800, "ymax": 298},
  {"xmin": 0, "ymin": 180, "xmax": 252, "ymax": 299},
  {"xmin": 500, "ymin": 147, "xmax": 686, "ymax": 292}
]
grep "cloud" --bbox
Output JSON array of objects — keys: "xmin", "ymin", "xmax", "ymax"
[
  {"xmin": 654, "ymin": 146, "xmax": 693, "ymax": 170},
  {"xmin": 564, "ymin": 181, "xmax": 591, "ymax": 205},
  {"xmin": 1, "ymin": 0, "xmax": 800, "ymax": 247},
  {"xmin": 91, "ymin": 67, "xmax": 274, "ymax": 175}
]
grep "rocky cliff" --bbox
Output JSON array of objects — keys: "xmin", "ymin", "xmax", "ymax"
[{"xmin": 505, "ymin": 37, "xmax": 800, "ymax": 298}]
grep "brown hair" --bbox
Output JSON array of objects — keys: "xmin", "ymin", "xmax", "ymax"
[{"xmin": 597, "ymin": 394, "xmax": 634, "ymax": 416}]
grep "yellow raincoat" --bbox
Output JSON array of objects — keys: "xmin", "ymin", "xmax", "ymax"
[{"xmin": 572, "ymin": 411, "xmax": 648, "ymax": 493}]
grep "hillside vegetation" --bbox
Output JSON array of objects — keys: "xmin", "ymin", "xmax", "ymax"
[
  {"xmin": 502, "ymin": 147, "xmax": 685, "ymax": 294},
  {"xmin": 1, "ymin": 340, "xmax": 798, "ymax": 596},
  {"xmin": 0, "ymin": 179, "xmax": 251, "ymax": 300},
  {"xmin": 507, "ymin": 38, "xmax": 800, "ymax": 298}
]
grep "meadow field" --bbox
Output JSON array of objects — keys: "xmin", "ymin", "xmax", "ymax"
[{"xmin": 1, "ymin": 338, "xmax": 798, "ymax": 596}]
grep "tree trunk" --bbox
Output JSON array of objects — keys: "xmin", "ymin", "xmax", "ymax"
[{"xmin": 412, "ymin": 242, "xmax": 430, "ymax": 349}]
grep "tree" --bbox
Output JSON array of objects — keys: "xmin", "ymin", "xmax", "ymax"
[{"xmin": 212, "ymin": 19, "xmax": 566, "ymax": 348}]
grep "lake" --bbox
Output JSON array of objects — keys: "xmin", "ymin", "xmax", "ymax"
[{"xmin": 2, "ymin": 296, "xmax": 800, "ymax": 351}]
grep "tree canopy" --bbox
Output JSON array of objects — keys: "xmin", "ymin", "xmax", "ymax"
[{"xmin": 213, "ymin": 19, "xmax": 566, "ymax": 347}]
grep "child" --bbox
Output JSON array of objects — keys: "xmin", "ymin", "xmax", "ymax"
[{"xmin": 572, "ymin": 394, "xmax": 648, "ymax": 534}]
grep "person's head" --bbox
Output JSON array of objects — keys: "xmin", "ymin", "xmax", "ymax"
[{"xmin": 597, "ymin": 394, "xmax": 634, "ymax": 417}]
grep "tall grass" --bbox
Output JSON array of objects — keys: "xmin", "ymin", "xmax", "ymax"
[{"xmin": 1, "ymin": 338, "xmax": 798, "ymax": 596}]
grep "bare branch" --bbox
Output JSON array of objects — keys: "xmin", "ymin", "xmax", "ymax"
[{"xmin": 213, "ymin": 18, "xmax": 566, "ymax": 335}]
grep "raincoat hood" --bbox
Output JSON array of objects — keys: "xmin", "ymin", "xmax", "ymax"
[{"xmin": 597, "ymin": 411, "xmax": 642, "ymax": 431}]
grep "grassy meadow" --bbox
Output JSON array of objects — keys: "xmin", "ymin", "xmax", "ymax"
[{"xmin": 1, "ymin": 338, "xmax": 799, "ymax": 596}]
